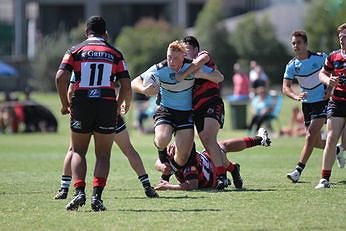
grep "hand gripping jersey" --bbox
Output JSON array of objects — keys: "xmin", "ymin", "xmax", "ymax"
[
  {"xmin": 324, "ymin": 49, "xmax": 346, "ymax": 102},
  {"xmin": 284, "ymin": 51, "xmax": 327, "ymax": 103},
  {"xmin": 59, "ymin": 37, "xmax": 130, "ymax": 100}
]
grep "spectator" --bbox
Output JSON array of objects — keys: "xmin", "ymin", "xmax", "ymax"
[
  {"xmin": 249, "ymin": 60, "xmax": 269, "ymax": 97},
  {"xmin": 227, "ymin": 62, "xmax": 250, "ymax": 102},
  {"xmin": 248, "ymin": 86, "xmax": 275, "ymax": 134},
  {"xmin": 136, "ymin": 96, "xmax": 156, "ymax": 133},
  {"xmin": 280, "ymin": 106, "xmax": 305, "ymax": 137}
]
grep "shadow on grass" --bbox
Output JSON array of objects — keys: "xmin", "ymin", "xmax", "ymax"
[
  {"xmin": 79, "ymin": 208, "xmax": 221, "ymax": 213},
  {"xmin": 121, "ymin": 195, "xmax": 205, "ymax": 200},
  {"xmin": 291, "ymin": 181, "xmax": 309, "ymax": 184},
  {"xmin": 117, "ymin": 208, "xmax": 221, "ymax": 212},
  {"xmin": 201, "ymin": 188, "xmax": 277, "ymax": 193},
  {"xmin": 335, "ymin": 180, "xmax": 346, "ymax": 185}
]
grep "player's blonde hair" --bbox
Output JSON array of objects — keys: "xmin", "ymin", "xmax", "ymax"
[{"xmin": 168, "ymin": 40, "xmax": 186, "ymax": 53}]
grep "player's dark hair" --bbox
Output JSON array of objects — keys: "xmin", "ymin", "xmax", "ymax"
[
  {"xmin": 291, "ymin": 30, "xmax": 307, "ymax": 43},
  {"xmin": 183, "ymin": 36, "xmax": 200, "ymax": 51},
  {"xmin": 337, "ymin": 23, "xmax": 346, "ymax": 33},
  {"xmin": 86, "ymin": 16, "xmax": 106, "ymax": 36}
]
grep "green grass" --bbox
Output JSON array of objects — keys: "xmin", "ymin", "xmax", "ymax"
[{"xmin": 0, "ymin": 92, "xmax": 345, "ymax": 231}]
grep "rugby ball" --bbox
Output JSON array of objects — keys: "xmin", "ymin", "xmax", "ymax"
[{"xmin": 143, "ymin": 74, "xmax": 160, "ymax": 87}]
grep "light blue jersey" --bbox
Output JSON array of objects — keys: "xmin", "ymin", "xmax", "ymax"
[
  {"xmin": 140, "ymin": 59, "xmax": 213, "ymax": 111},
  {"xmin": 284, "ymin": 52, "xmax": 327, "ymax": 103}
]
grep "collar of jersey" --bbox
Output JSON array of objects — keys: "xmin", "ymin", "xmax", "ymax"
[{"xmin": 87, "ymin": 37, "xmax": 105, "ymax": 42}]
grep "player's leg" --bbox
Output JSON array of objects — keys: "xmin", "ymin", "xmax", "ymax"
[
  {"xmin": 114, "ymin": 128, "xmax": 158, "ymax": 198},
  {"xmin": 334, "ymin": 125, "xmax": 346, "ymax": 168},
  {"xmin": 218, "ymin": 128, "xmax": 271, "ymax": 153},
  {"xmin": 315, "ymin": 117, "xmax": 345, "ymax": 188},
  {"xmin": 66, "ymin": 132, "xmax": 91, "ymax": 211},
  {"xmin": 217, "ymin": 129, "xmax": 271, "ymax": 190},
  {"xmin": 174, "ymin": 128, "xmax": 194, "ymax": 167},
  {"xmin": 198, "ymin": 117, "xmax": 228, "ymax": 190},
  {"xmin": 153, "ymin": 107, "xmax": 175, "ymax": 181},
  {"xmin": 54, "ymin": 145, "xmax": 73, "ymax": 199},
  {"xmin": 287, "ymin": 118, "xmax": 324, "ymax": 183},
  {"xmin": 90, "ymin": 132, "xmax": 114, "ymax": 211},
  {"xmin": 219, "ymin": 149, "xmax": 243, "ymax": 190}
]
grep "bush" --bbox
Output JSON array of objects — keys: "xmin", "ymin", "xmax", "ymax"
[
  {"xmin": 30, "ymin": 30, "xmax": 70, "ymax": 92},
  {"xmin": 230, "ymin": 13, "xmax": 291, "ymax": 84},
  {"xmin": 115, "ymin": 18, "xmax": 183, "ymax": 78}
]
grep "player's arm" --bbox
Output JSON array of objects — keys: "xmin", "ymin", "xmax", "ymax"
[
  {"xmin": 154, "ymin": 179, "xmax": 198, "ymax": 190},
  {"xmin": 176, "ymin": 52, "xmax": 210, "ymax": 81},
  {"xmin": 131, "ymin": 76, "xmax": 159, "ymax": 96},
  {"xmin": 67, "ymin": 83, "xmax": 74, "ymax": 104},
  {"xmin": 194, "ymin": 68, "xmax": 224, "ymax": 83},
  {"xmin": 282, "ymin": 79, "xmax": 305, "ymax": 101},
  {"xmin": 319, "ymin": 67, "xmax": 338, "ymax": 88},
  {"xmin": 55, "ymin": 69, "xmax": 71, "ymax": 115},
  {"xmin": 116, "ymin": 77, "xmax": 132, "ymax": 115}
]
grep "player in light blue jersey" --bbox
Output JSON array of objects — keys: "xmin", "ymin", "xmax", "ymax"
[
  {"xmin": 284, "ymin": 50, "xmax": 328, "ymax": 103},
  {"xmin": 282, "ymin": 30, "xmax": 345, "ymax": 183},
  {"xmin": 132, "ymin": 40, "xmax": 223, "ymax": 181},
  {"xmin": 138, "ymin": 59, "xmax": 214, "ymax": 111}
]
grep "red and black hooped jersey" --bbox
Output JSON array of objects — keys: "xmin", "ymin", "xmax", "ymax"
[
  {"xmin": 174, "ymin": 151, "xmax": 215, "ymax": 189},
  {"xmin": 324, "ymin": 49, "xmax": 346, "ymax": 102},
  {"xmin": 59, "ymin": 37, "xmax": 130, "ymax": 99},
  {"xmin": 193, "ymin": 51, "xmax": 222, "ymax": 111}
]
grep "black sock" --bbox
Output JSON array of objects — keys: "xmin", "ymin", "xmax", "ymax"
[
  {"xmin": 158, "ymin": 148, "xmax": 168, "ymax": 163},
  {"xmin": 92, "ymin": 186, "xmax": 103, "ymax": 199},
  {"xmin": 158, "ymin": 148, "xmax": 172, "ymax": 181},
  {"xmin": 75, "ymin": 186, "xmax": 85, "ymax": 195},
  {"xmin": 170, "ymin": 159, "xmax": 184, "ymax": 172},
  {"xmin": 296, "ymin": 162, "xmax": 305, "ymax": 174},
  {"xmin": 336, "ymin": 146, "xmax": 340, "ymax": 155},
  {"xmin": 161, "ymin": 174, "xmax": 172, "ymax": 181},
  {"xmin": 138, "ymin": 174, "xmax": 151, "ymax": 188}
]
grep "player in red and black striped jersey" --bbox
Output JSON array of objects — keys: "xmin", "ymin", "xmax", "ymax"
[
  {"xmin": 176, "ymin": 36, "xmax": 228, "ymax": 190},
  {"xmin": 55, "ymin": 16, "xmax": 132, "ymax": 211},
  {"xmin": 154, "ymin": 129, "xmax": 271, "ymax": 190},
  {"xmin": 315, "ymin": 23, "xmax": 346, "ymax": 189}
]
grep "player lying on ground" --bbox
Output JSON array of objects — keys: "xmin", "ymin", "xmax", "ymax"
[{"xmin": 154, "ymin": 128, "xmax": 271, "ymax": 190}]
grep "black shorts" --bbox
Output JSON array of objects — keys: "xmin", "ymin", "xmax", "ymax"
[
  {"xmin": 70, "ymin": 97, "xmax": 117, "ymax": 134},
  {"xmin": 153, "ymin": 106, "xmax": 194, "ymax": 131},
  {"xmin": 326, "ymin": 100, "xmax": 346, "ymax": 118},
  {"xmin": 193, "ymin": 99, "xmax": 224, "ymax": 133},
  {"xmin": 115, "ymin": 115, "xmax": 126, "ymax": 134},
  {"xmin": 302, "ymin": 100, "xmax": 328, "ymax": 127}
]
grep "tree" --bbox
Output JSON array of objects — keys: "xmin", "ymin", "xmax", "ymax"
[
  {"xmin": 30, "ymin": 28, "xmax": 71, "ymax": 91},
  {"xmin": 194, "ymin": 0, "xmax": 238, "ymax": 80},
  {"xmin": 115, "ymin": 18, "xmax": 183, "ymax": 77},
  {"xmin": 230, "ymin": 13, "xmax": 290, "ymax": 84},
  {"xmin": 305, "ymin": 0, "xmax": 346, "ymax": 52}
]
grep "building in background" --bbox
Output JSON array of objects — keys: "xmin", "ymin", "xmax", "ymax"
[{"xmin": 0, "ymin": 0, "xmax": 271, "ymax": 57}]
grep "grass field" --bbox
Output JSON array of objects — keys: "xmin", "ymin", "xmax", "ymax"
[{"xmin": 0, "ymin": 92, "xmax": 345, "ymax": 231}]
